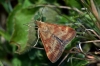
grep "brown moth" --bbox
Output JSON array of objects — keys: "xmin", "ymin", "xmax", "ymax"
[{"xmin": 36, "ymin": 21, "xmax": 76, "ymax": 63}]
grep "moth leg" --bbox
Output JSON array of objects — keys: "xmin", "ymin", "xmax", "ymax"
[
  {"xmin": 32, "ymin": 29, "xmax": 44, "ymax": 50},
  {"xmin": 33, "ymin": 29, "xmax": 40, "ymax": 47},
  {"xmin": 32, "ymin": 46, "xmax": 44, "ymax": 50}
]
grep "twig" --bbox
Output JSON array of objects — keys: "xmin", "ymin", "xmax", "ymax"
[
  {"xmin": 30, "ymin": 4, "xmax": 84, "ymax": 14},
  {"xmin": 81, "ymin": 40, "xmax": 100, "ymax": 43}
]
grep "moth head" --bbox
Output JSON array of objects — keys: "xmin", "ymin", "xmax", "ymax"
[{"xmin": 36, "ymin": 21, "xmax": 48, "ymax": 32}]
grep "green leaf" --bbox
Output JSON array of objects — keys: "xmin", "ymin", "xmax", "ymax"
[
  {"xmin": 39, "ymin": 7, "xmax": 60, "ymax": 23},
  {"xmin": 0, "ymin": 61, "xmax": 3, "ymax": 66},
  {"xmin": 7, "ymin": 4, "xmax": 22, "ymax": 34},
  {"xmin": 0, "ymin": 29, "xmax": 10, "ymax": 41},
  {"xmin": 10, "ymin": 6, "xmax": 39, "ymax": 54},
  {"xmin": 22, "ymin": 0, "xmax": 33, "ymax": 8},
  {"xmin": 12, "ymin": 58, "xmax": 21, "ymax": 66},
  {"xmin": 0, "ymin": 0, "xmax": 12, "ymax": 13},
  {"xmin": 65, "ymin": 0, "xmax": 82, "ymax": 9}
]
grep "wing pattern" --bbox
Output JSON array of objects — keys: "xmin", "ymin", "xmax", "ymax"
[{"xmin": 37, "ymin": 21, "xmax": 76, "ymax": 63}]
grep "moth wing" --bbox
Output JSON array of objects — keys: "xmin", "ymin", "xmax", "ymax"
[{"xmin": 37, "ymin": 21, "xmax": 76, "ymax": 63}]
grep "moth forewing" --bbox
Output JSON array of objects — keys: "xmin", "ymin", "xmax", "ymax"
[{"xmin": 36, "ymin": 21, "xmax": 76, "ymax": 63}]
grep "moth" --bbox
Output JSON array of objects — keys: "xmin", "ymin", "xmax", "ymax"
[{"xmin": 36, "ymin": 21, "xmax": 76, "ymax": 63}]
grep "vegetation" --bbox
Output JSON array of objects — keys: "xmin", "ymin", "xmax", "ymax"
[{"xmin": 0, "ymin": 0, "xmax": 100, "ymax": 66}]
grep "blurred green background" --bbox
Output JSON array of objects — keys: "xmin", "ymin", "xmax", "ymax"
[{"xmin": 0, "ymin": 0, "xmax": 100, "ymax": 66}]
